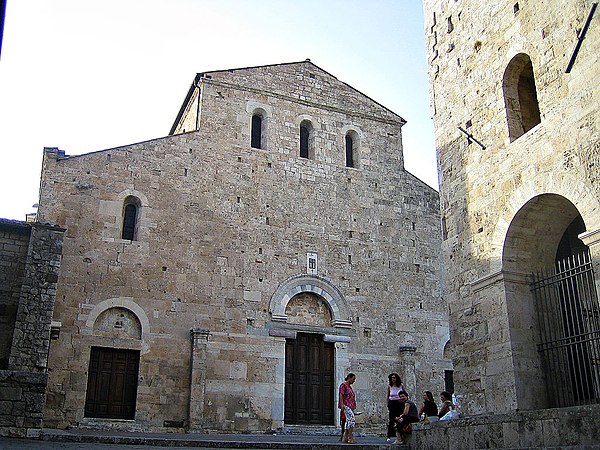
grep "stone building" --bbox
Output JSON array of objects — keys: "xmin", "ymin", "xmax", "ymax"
[
  {"xmin": 418, "ymin": 0, "xmax": 600, "ymax": 447},
  {"xmin": 0, "ymin": 219, "xmax": 65, "ymax": 436},
  {"xmin": 36, "ymin": 60, "xmax": 446, "ymax": 432}
]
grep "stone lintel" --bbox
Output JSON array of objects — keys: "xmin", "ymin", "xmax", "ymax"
[
  {"xmin": 268, "ymin": 329, "xmax": 296, "ymax": 338},
  {"xmin": 323, "ymin": 334, "xmax": 351, "ymax": 343}
]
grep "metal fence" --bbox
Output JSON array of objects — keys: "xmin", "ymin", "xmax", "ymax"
[{"xmin": 530, "ymin": 250, "xmax": 600, "ymax": 407}]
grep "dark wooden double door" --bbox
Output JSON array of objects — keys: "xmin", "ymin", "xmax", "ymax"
[
  {"xmin": 285, "ymin": 333, "xmax": 335, "ymax": 425},
  {"xmin": 84, "ymin": 347, "xmax": 140, "ymax": 419}
]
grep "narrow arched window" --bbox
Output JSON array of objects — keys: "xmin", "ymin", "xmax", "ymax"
[
  {"xmin": 345, "ymin": 134, "xmax": 354, "ymax": 167},
  {"xmin": 503, "ymin": 53, "xmax": 541, "ymax": 142},
  {"xmin": 121, "ymin": 197, "xmax": 140, "ymax": 240},
  {"xmin": 251, "ymin": 114, "xmax": 262, "ymax": 149},
  {"xmin": 299, "ymin": 120, "xmax": 313, "ymax": 159},
  {"xmin": 300, "ymin": 125, "xmax": 310, "ymax": 158}
]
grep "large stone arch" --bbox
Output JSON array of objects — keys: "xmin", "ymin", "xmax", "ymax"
[
  {"xmin": 498, "ymin": 192, "xmax": 594, "ymax": 410},
  {"xmin": 489, "ymin": 175, "xmax": 600, "ymax": 274},
  {"xmin": 269, "ymin": 275, "xmax": 352, "ymax": 328}
]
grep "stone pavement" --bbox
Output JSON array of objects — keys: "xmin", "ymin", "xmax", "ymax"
[{"xmin": 15, "ymin": 428, "xmax": 406, "ymax": 449}]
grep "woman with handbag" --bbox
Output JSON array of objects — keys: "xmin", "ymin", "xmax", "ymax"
[
  {"xmin": 338, "ymin": 373, "xmax": 358, "ymax": 444},
  {"xmin": 393, "ymin": 391, "xmax": 420, "ymax": 445}
]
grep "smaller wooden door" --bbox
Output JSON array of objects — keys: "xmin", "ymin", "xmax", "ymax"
[
  {"xmin": 285, "ymin": 333, "xmax": 335, "ymax": 424},
  {"xmin": 84, "ymin": 347, "xmax": 140, "ymax": 419}
]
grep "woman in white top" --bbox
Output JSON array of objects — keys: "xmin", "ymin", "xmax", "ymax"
[{"xmin": 386, "ymin": 373, "xmax": 406, "ymax": 441}]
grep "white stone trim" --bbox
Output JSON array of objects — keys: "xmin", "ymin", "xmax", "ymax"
[
  {"xmin": 580, "ymin": 228, "xmax": 600, "ymax": 248},
  {"xmin": 245, "ymin": 100, "xmax": 273, "ymax": 118},
  {"xmin": 295, "ymin": 114, "xmax": 319, "ymax": 128},
  {"xmin": 269, "ymin": 274, "xmax": 352, "ymax": 328}
]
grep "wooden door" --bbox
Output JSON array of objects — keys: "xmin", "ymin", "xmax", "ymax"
[
  {"xmin": 284, "ymin": 333, "xmax": 334, "ymax": 424},
  {"xmin": 84, "ymin": 347, "xmax": 140, "ymax": 419}
]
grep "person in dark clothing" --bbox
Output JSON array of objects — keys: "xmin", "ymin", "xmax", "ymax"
[
  {"xmin": 394, "ymin": 391, "xmax": 420, "ymax": 445},
  {"xmin": 418, "ymin": 390, "xmax": 438, "ymax": 419},
  {"xmin": 385, "ymin": 373, "xmax": 406, "ymax": 441},
  {"xmin": 438, "ymin": 391, "xmax": 455, "ymax": 419}
]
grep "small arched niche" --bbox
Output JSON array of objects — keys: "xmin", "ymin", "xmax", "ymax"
[
  {"xmin": 285, "ymin": 292, "xmax": 332, "ymax": 327},
  {"xmin": 93, "ymin": 307, "xmax": 142, "ymax": 340}
]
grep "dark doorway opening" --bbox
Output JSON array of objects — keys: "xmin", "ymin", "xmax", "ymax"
[
  {"xmin": 444, "ymin": 369, "xmax": 455, "ymax": 394},
  {"xmin": 84, "ymin": 346, "xmax": 140, "ymax": 419},
  {"xmin": 285, "ymin": 333, "xmax": 335, "ymax": 425}
]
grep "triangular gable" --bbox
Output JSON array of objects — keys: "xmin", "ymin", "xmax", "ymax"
[{"xmin": 170, "ymin": 60, "xmax": 405, "ymax": 134}]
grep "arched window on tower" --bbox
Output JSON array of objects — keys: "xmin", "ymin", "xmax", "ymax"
[
  {"xmin": 299, "ymin": 120, "xmax": 314, "ymax": 159},
  {"xmin": 502, "ymin": 53, "xmax": 541, "ymax": 142},
  {"xmin": 121, "ymin": 196, "xmax": 141, "ymax": 240},
  {"xmin": 251, "ymin": 113, "xmax": 263, "ymax": 149}
]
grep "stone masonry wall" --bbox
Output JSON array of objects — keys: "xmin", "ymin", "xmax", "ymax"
[
  {"xmin": 0, "ymin": 220, "xmax": 65, "ymax": 437},
  {"xmin": 9, "ymin": 223, "xmax": 65, "ymax": 372},
  {"xmin": 423, "ymin": 0, "xmax": 599, "ymax": 417},
  {"xmin": 37, "ymin": 62, "xmax": 447, "ymax": 432},
  {"xmin": 0, "ymin": 371, "xmax": 48, "ymax": 437},
  {"xmin": 0, "ymin": 220, "xmax": 30, "ymax": 369},
  {"xmin": 411, "ymin": 404, "xmax": 600, "ymax": 449}
]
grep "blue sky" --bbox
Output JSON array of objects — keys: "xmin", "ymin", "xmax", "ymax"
[{"xmin": 0, "ymin": 0, "xmax": 438, "ymax": 220}]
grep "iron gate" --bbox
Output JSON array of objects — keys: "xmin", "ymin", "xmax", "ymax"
[{"xmin": 530, "ymin": 250, "xmax": 600, "ymax": 407}]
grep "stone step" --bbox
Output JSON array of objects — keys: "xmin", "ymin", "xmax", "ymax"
[{"xmin": 36, "ymin": 428, "xmax": 407, "ymax": 449}]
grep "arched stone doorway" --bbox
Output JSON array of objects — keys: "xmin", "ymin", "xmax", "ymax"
[
  {"xmin": 269, "ymin": 275, "xmax": 352, "ymax": 426},
  {"xmin": 82, "ymin": 299, "xmax": 148, "ymax": 421},
  {"xmin": 502, "ymin": 194, "xmax": 599, "ymax": 409}
]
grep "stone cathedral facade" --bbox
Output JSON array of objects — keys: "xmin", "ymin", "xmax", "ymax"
[
  {"xmin": 423, "ymin": 0, "xmax": 599, "ymax": 428},
  {"xmin": 36, "ymin": 61, "xmax": 447, "ymax": 432}
]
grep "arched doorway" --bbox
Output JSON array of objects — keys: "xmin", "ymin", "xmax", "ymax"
[
  {"xmin": 270, "ymin": 275, "xmax": 351, "ymax": 426},
  {"xmin": 283, "ymin": 292, "xmax": 335, "ymax": 425},
  {"xmin": 503, "ymin": 194, "xmax": 600, "ymax": 409},
  {"xmin": 83, "ymin": 305, "xmax": 144, "ymax": 420}
]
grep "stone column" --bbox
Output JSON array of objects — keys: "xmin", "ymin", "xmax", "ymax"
[
  {"xmin": 188, "ymin": 328, "xmax": 210, "ymax": 431},
  {"xmin": 270, "ymin": 336, "xmax": 286, "ymax": 430},
  {"xmin": 333, "ymin": 338, "xmax": 352, "ymax": 427},
  {"xmin": 398, "ymin": 346, "xmax": 417, "ymax": 394}
]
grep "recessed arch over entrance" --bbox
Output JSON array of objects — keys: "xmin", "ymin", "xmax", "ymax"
[
  {"xmin": 269, "ymin": 274, "xmax": 352, "ymax": 328},
  {"xmin": 503, "ymin": 194, "xmax": 583, "ymax": 273},
  {"xmin": 82, "ymin": 298, "xmax": 148, "ymax": 421}
]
